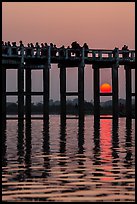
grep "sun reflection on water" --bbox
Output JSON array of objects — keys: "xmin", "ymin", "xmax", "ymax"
[{"xmin": 2, "ymin": 116, "xmax": 135, "ymax": 202}]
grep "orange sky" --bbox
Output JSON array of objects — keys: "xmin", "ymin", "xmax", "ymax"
[
  {"xmin": 2, "ymin": 2, "xmax": 135, "ymax": 102},
  {"xmin": 2, "ymin": 2, "xmax": 135, "ymax": 49}
]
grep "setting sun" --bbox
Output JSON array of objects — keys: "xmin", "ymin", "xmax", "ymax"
[{"xmin": 100, "ymin": 83, "xmax": 112, "ymax": 93}]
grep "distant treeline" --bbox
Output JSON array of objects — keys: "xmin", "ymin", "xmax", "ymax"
[
  {"xmin": 6, "ymin": 99, "xmax": 135, "ymax": 115},
  {"xmin": 6, "ymin": 101, "xmax": 93, "ymax": 114}
]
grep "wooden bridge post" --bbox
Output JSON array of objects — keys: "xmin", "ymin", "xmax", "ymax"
[
  {"xmin": 60, "ymin": 65, "xmax": 66, "ymax": 122},
  {"xmin": 125, "ymin": 65, "xmax": 132, "ymax": 118},
  {"xmin": 112, "ymin": 48, "xmax": 119, "ymax": 119},
  {"xmin": 93, "ymin": 64, "xmax": 100, "ymax": 118},
  {"xmin": 43, "ymin": 63, "xmax": 50, "ymax": 121},
  {"xmin": 78, "ymin": 62, "xmax": 84, "ymax": 121},
  {"xmin": 112, "ymin": 64, "xmax": 119, "ymax": 119},
  {"xmin": 2, "ymin": 66, "xmax": 6, "ymax": 126},
  {"xmin": 18, "ymin": 64, "xmax": 24, "ymax": 119},
  {"xmin": 25, "ymin": 67, "xmax": 31, "ymax": 120}
]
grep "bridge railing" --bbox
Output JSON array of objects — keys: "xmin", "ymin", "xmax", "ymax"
[
  {"xmin": 2, "ymin": 45, "xmax": 135, "ymax": 62},
  {"xmin": 87, "ymin": 49, "xmax": 114, "ymax": 59},
  {"xmin": 119, "ymin": 50, "xmax": 135, "ymax": 60}
]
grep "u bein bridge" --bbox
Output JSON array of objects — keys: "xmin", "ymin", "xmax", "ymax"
[{"xmin": 2, "ymin": 42, "xmax": 135, "ymax": 125}]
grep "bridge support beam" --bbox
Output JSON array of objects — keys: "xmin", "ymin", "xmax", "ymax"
[
  {"xmin": 112, "ymin": 64, "xmax": 119, "ymax": 119},
  {"xmin": 25, "ymin": 68, "xmax": 31, "ymax": 121},
  {"xmin": 125, "ymin": 65, "xmax": 132, "ymax": 118},
  {"xmin": 60, "ymin": 65, "xmax": 66, "ymax": 122},
  {"xmin": 43, "ymin": 63, "xmax": 50, "ymax": 121},
  {"xmin": 78, "ymin": 63, "xmax": 84, "ymax": 121},
  {"xmin": 93, "ymin": 65, "xmax": 100, "ymax": 118},
  {"xmin": 18, "ymin": 64, "xmax": 24, "ymax": 119}
]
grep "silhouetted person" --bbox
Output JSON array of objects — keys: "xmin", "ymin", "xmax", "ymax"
[
  {"xmin": 67, "ymin": 46, "xmax": 71, "ymax": 57},
  {"xmin": 35, "ymin": 42, "xmax": 40, "ymax": 56},
  {"xmin": 122, "ymin": 45, "xmax": 129, "ymax": 58},
  {"xmin": 41, "ymin": 43, "xmax": 45, "ymax": 55},
  {"xmin": 112, "ymin": 47, "xmax": 118, "ymax": 58},
  {"xmin": 76, "ymin": 43, "xmax": 81, "ymax": 57},
  {"xmin": 71, "ymin": 41, "xmax": 81, "ymax": 57},
  {"xmin": 19, "ymin": 41, "xmax": 24, "ymax": 56},
  {"xmin": 71, "ymin": 41, "xmax": 77, "ymax": 49},
  {"xmin": 50, "ymin": 43, "xmax": 57, "ymax": 57},
  {"xmin": 35, "ymin": 42, "xmax": 40, "ymax": 47},
  {"xmin": 26, "ymin": 43, "xmax": 32, "ymax": 56},
  {"xmin": 30, "ymin": 43, "xmax": 34, "ymax": 56},
  {"xmin": 2, "ymin": 41, "xmax": 5, "ymax": 54},
  {"xmin": 3, "ymin": 42, "xmax": 8, "ymax": 55},
  {"xmin": 12, "ymin": 42, "xmax": 16, "ymax": 46},
  {"xmin": 12, "ymin": 42, "xmax": 18, "ymax": 55},
  {"xmin": 7, "ymin": 41, "xmax": 11, "ymax": 47},
  {"xmin": 83, "ymin": 43, "xmax": 89, "ymax": 57},
  {"xmin": 52, "ymin": 44, "xmax": 57, "ymax": 57},
  {"xmin": 19, "ymin": 40, "xmax": 24, "ymax": 47},
  {"xmin": 44, "ymin": 43, "xmax": 48, "ymax": 47},
  {"xmin": 59, "ymin": 45, "xmax": 65, "ymax": 57},
  {"xmin": 41, "ymin": 43, "xmax": 48, "ymax": 56},
  {"xmin": 41, "ymin": 43, "xmax": 44, "ymax": 47},
  {"xmin": 45, "ymin": 43, "xmax": 49, "ymax": 56},
  {"xmin": 30, "ymin": 43, "xmax": 34, "ymax": 48},
  {"xmin": 71, "ymin": 41, "xmax": 75, "ymax": 55},
  {"xmin": 7, "ymin": 41, "xmax": 11, "ymax": 55},
  {"xmin": 49, "ymin": 43, "xmax": 54, "ymax": 57}
]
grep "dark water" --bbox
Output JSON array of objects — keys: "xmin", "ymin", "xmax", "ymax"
[{"xmin": 2, "ymin": 115, "xmax": 135, "ymax": 202}]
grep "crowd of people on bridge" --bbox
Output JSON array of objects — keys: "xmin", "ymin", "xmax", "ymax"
[
  {"xmin": 2, "ymin": 40, "xmax": 89, "ymax": 57},
  {"xmin": 2, "ymin": 40, "xmax": 130, "ymax": 59}
]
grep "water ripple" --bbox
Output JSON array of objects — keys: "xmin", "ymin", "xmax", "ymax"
[{"xmin": 2, "ymin": 116, "xmax": 135, "ymax": 202}]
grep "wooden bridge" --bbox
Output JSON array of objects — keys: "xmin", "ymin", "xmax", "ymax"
[{"xmin": 2, "ymin": 43, "xmax": 135, "ymax": 123}]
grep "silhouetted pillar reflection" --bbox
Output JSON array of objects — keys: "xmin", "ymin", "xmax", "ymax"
[
  {"xmin": 60, "ymin": 120, "xmax": 66, "ymax": 154},
  {"xmin": 2, "ymin": 66, "xmax": 6, "ymax": 126},
  {"xmin": 76, "ymin": 120, "xmax": 86, "ymax": 180},
  {"xmin": 25, "ymin": 120, "xmax": 32, "ymax": 178},
  {"xmin": 124, "ymin": 118, "xmax": 133, "ymax": 168},
  {"xmin": 78, "ymin": 119, "xmax": 85, "ymax": 155},
  {"xmin": 125, "ymin": 65, "xmax": 132, "ymax": 118},
  {"xmin": 59, "ymin": 120, "xmax": 67, "ymax": 182},
  {"xmin": 93, "ymin": 118, "xmax": 101, "ymax": 165},
  {"xmin": 112, "ymin": 119, "xmax": 120, "ymax": 165},
  {"xmin": 17, "ymin": 120, "xmax": 25, "ymax": 164},
  {"xmin": 17, "ymin": 120, "xmax": 25, "ymax": 181},
  {"xmin": 42, "ymin": 120, "xmax": 50, "ymax": 178},
  {"xmin": 2, "ymin": 123, "xmax": 7, "ymax": 167}
]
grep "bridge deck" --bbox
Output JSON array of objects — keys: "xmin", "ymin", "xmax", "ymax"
[{"xmin": 2, "ymin": 46, "xmax": 135, "ymax": 69}]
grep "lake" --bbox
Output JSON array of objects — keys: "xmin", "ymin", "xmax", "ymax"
[{"xmin": 2, "ymin": 115, "xmax": 135, "ymax": 202}]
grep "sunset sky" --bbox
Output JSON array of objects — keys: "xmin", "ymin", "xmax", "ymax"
[{"xmin": 2, "ymin": 2, "xmax": 135, "ymax": 102}]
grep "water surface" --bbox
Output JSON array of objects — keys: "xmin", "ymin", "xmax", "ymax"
[{"xmin": 2, "ymin": 115, "xmax": 135, "ymax": 202}]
